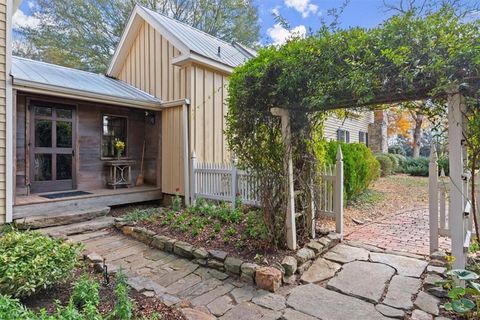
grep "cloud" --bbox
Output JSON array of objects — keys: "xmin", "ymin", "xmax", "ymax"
[
  {"xmin": 27, "ymin": 1, "xmax": 35, "ymax": 9},
  {"xmin": 284, "ymin": 0, "xmax": 319, "ymax": 18},
  {"xmin": 271, "ymin": 6, "xmax": 281, "ymax": 16},
  {"xmin": 267, "ymin": 23, "xmax": 306, "ymax": 46},
  {"xmin": 13, "ymin": 9, "xmax": 40, "ymax": 30}
]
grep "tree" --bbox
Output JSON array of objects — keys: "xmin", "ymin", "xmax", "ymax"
[{"xmin": 16, "ymin": 0, "xmax": 260, "ymax": 73}]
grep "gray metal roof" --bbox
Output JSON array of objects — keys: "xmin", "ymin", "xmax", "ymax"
[
  {"xmin": 11, "ymin": 56, "xmax": 161, "ymax": 106},
  {"xmin": 141, "ymin": 7, "xmax": 256, "ymax": 68}
]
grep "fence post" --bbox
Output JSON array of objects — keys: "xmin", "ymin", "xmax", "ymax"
[
  {"xmin": 429, "ymin": 144, "xmax": 439, "ymax": 253},
  {"xmin": 231, "ymin": 156, "xmax": 238, "ymax": 208},
  {"xmin": 439, "ymin": 169, "xmax": 446, "ymax": 236},
  {"xmin": 191, "ymin": 151, "xmax": 197, "ymax": 204},
  {"xmin": 335, "ymin": 146, "xmax": 344, "ymax": 239}
]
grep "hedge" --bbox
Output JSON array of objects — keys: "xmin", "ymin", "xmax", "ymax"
[
  {"xmin": 375, "ymin": 154, "xmax": 394, "ymax": 177},
  {"xmin": 325, "ymin": 142, "xmax": 380, "ymax": 202}
]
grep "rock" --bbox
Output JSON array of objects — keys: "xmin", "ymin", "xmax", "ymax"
[
  {"xmin": 252, "ymin": 292, "xmax": 286, "ymax": 311},
  {"xmin": 131, "ymin": 227, "xmax": 156, "ymax": 244},
  {"xmin": 434, "ymin": 317, "xmax": 451, "ymax": 320},
  {"xmin": 281, "ymin": 256, "xmax": 297, "ymax": 276},
  {"xmin": 207, "ymin": 295, "xmax": 235, "ymax": 316},
  {"xmin": 151, "ymin": 235, "xmax": 176, "ymax": 252},
  {"xmin": 323, "ymin": 244, "xmax": 369, "ymax": 264},
  {"xmin": 85, "ymin": 252, "xmax": 103, "ymax": 263},
  {"xmin": 194, "ymin": 259, "xmax": 207, "ymax": 266},
  {"xmin": 295, "ymin": 248, "xmax": 315, "ymax": 264},
  {"xmin": 174, "ymin": 241, "xmax": 194, "ymax": 259},
  {"xmin": 370, "ymin": 252, "xmax": 428, "ymax": 278},
  {"xmin": 182, "ymin": 308, "xmax": 216, "ymax": 320},
  {"xmin": 424, "ymin": 274, "xmax": 443, "ymax": 289},
  {"xmin": 383, "ymin": 275, "xmax": 422, "ymax": 310},
  {"xmin": 352, "ymin": 218, "xmax": 364, "ymax": 225},
  {"xmin": 305, "ymin": 241, "xmax": 324, "ymax": 254},
  {"xmin": 316, "ymin": 228, "xmax": 330, "ymax": 236},
  {"xmin": 191, "ymin": 283, "xmax": 234, "ymax": 307},
  {"xmin": 327, "ymin": 261, "xmax": 395, "ymax": 303},
  {"xmin": 282, "ymin": 308, "xmax": 317, "ymax": 320},
  {"xmin": 429, "ymin": 259, "xmax": 447, "ymax": 267},
  {"xmin": 430, "ymin": 251, "xmax": 447, "ymax": 261},
  {"xmin": 375, "ymin": 304, "xmax": 405, "ymax": 319},
  {"xmin": 411, "ymin": 309, "xmax": 434, "ymax": 320},
  {"xmin": 283, "ymin": 274, "xmax": 296, "ymax": 285},
  {"xmin": 240, "ymin": 263, "xmax": 257, "ymax": 284},
  {"xmin": 427, "ymin": 287, "xmax": 448, "ymax": 298},
  {"xmin": 207, "ymin": 259, "xmax": 225, "ymax": 271},
  {"xmin": 193, "ymin": 247, "xmax": 209, "ymax": 260},
  {"xmin": 231, "ymin": 286, "xmax": 255, "ymax": 304},
  {"xmin": 427, "ymin": 266, "xmax": 446, "ymax": 275},
  {"xmin": 219, "ymin": 302, "xmax": 282, "ymax": 320},
  {"xmin": 224, "ymin": 257, "xmax": 243, "ymax": 275},
  {"xmin": 414, "ymin": 292, "xmax": 440, "ymax": 316},
  {"xmin": 296, "ymin": 260, "xmax": 312, "ymax": 275},
  {"xmin": 208, "ymin": 269, "xmax": 229, "ymax": 280},
  {"xmin": 209, "ymin": 249, "xmax": 228, "ymax": 261},
  {"xmin": 255, "ymin": 266, "xmax": 282, "ymax": 292},
  {"xmin": 127, "ymin": 276, "xmax": 165, "ymax": 295},
  {"xmin": 318, "ymin": 237, "xmax": 332, "ymax": 248},
  {"xmin": 327, "ymin": 233, "xmax": 342, "ymax": 242},
  {"xmin": 300, "ymin": 258, "xmax": 341, "ymax": 283},
  {"xmin": 287, "ymin": 284, "xmax": 389, "ymax": 320},
  {"xmin": 122, "ymin": 226, "xmax": 134, "ymax": 235}
]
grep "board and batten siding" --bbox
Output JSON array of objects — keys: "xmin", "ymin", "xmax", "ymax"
[
  {"xmin": 0, "ymin": 1, "xmax": 7, "ymax": 223},
  {"xmin": 323, "ymin": 112, "xmax": 374, "ymax": 143},
  {"xmin": 116, "ymin": 20, "xmax": 230, "ymax": 196}
]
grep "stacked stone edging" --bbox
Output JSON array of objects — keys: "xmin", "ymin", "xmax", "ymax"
[{"xmin": 112, "ymin": 218, "xmax": 341, "ymax": 292}]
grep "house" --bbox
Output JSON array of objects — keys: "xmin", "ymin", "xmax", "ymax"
[{"xmin": 0, "ymin": 3, "xmax": 383, "ymax": 223}]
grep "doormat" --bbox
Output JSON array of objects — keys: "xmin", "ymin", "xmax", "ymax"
[{"xmin": 40, "ymin": 191, "xmax": 92, "ymax": 199}]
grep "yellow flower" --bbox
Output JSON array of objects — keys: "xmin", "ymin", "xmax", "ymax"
[
  {"xmin": 445, "ymin": 255, "xmax": 456, "ymax": 263},
  {"xmin": 114, "ymin": 139, "xmax": 125, "ymax": 151}
]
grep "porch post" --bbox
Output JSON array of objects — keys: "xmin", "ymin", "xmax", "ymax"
[
  {"xmin": 447, "ymin": 90, "xmax": 466, "ymax": 270},
  {"xmin": 271, "ymin": 107, "xmax": 296, "ymax": 250},
  {"xmin": 429, "ymin": 144, "xmax": 439, "ymax": 253},
  {"xmin": 182, "ymin": 102, "xmax": 190, "ymax": 206}
]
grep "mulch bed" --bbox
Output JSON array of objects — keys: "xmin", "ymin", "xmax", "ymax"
[{"xmin": 22, "ymin": 262, "xmax": 185, "ymax": 320}]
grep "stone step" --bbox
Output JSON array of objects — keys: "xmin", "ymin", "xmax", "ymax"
[
  {"xmin": 15, "ymin": 206, "xmax": 111, "ymax": 229},
  {"xmin": 38, "ymin": 216, "xmax": 115, "ymax": 237}
]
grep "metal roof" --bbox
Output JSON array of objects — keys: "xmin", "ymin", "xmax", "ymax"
[
  {"xmin": 11, "ymin": 56, "xmax": 161, "ymax": 108},
  {"xmin": 141, "ymin": 6, "xmax": 256, "ymax": 68}
]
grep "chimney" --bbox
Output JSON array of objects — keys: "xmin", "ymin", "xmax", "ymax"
[{"xmin": 368, "ymin": 110, "xmax": 388, "ymax": 153}]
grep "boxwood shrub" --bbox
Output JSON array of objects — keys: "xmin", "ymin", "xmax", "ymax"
[
  {"xmin": 325, "ymin": 142, "xmax": 380, "ymax": 202},
  {"xmin": 375, "ymin": 154, "xmax": 393, "ymax": 177},
  {"xmin": 405, "ymin": 156, "xmax": 429, "ymax": 176},
  {"xmin": 0, "ymin": 230, "xmax": 83, "ymax": 298}
]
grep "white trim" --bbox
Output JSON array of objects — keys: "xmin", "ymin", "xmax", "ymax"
[
  {"xmin": 183, "ymin": 102, "xmax": 190, "ymax": 205},
  {"xmin": 13, "ymin": 80, "xmax": 162, "ymax": 110},
  {"xmin": 160, "ymin": 98, "xmax": 190, "ymax": 109},
  {"xmin": 172, "ymin": 53, "xmax": 233, "ymax": 75},
  {"xmin": 5, "ymin": 0, "xmax": 13, "ymax": 223},
  {"xmin": 107, "ymin": 5, "xmax": 191, "ymax": 77}
]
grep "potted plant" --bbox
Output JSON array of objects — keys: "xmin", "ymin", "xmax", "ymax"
[{"xmin": 114, "ymin": 139, "xmax": 125, "ymax": 159}]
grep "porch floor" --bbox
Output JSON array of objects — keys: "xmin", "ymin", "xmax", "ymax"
[{"xmin": 14, "ymin": 185, "xmax": 162, "ymax": 219}]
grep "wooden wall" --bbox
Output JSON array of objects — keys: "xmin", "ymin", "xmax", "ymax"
[
  {"xmin": 323, "ymin": 112, "xmax": 374, "ymax": 143},
  {"xmin": 0, "ymin": 1, "xmax": 6, "ymax": 222},
  {"xmin": 15, "ymin": 93, "xmax": 160, "ymax": 195},
  {"xmin": 115, "ymin": 20, "xmax": 231, "ymax": 195}
]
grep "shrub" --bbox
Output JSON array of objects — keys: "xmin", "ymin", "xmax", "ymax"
[
  {"xmin": 385, "ymin": 153, "xmax": 399, "ymax": 173},
  {"xmin": 0, "ymin": 294, "xmax": 34, "ymax": 319},
  {"xmin": 438, "ymin": 155, "xmax": 449, "ymax": 176},
  {"xmin": 0, "ymin": 230, "xmax": 82, "ymax": 298},
  {"xmin": 375, "ymin": 154, "xmax": 393, "ymax": 177},
  {"xmin": 325, "ymin": 142, "xmax": 380, "ymax": 201},
  {"xmin": 71, "ymin": 274, "xmax": 100, "ymax": 311},
  {"xmin": 405, "ymin": 157, "xmax": 429, "ymax": 176}
]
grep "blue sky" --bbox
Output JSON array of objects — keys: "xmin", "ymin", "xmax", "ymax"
[{"xmin": 13, "ymin": 0, "xmax": 477, "ymax": 45}]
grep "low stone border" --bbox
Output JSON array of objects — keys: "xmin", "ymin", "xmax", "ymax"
[{"xmin": 113, "ymin": 218, "xmax": 341, "ymax": 292}]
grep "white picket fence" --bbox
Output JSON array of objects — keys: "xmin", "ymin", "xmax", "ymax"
[{"xmin": 317, "ymin": 164, "xmax": 338, "ymax": 218}]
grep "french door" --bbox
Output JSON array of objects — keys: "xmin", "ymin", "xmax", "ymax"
[{"xmin": 30, "ymin": 102, "xmax": 76, "ymax": 193}]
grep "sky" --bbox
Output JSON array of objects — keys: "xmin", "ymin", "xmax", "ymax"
[{"xmin": 12, "ymin": 0, "xmax": 477, "ymax": 46}]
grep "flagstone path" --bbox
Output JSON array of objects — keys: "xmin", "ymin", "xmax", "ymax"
[
  {"xmin": 345, "ymin": 208, "xmax": 450, "ymax": 256},
  {"xmin": 69, "ymin": 230, "xmax": 446, "ymax": 320}
]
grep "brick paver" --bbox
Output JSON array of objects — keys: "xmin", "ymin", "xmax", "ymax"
[{"xmin": 345, "ymin": 208, "xmax": 450, "ymax": 256}]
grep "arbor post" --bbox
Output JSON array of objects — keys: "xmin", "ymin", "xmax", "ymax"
[
  {"xmin": 271, "ymin": 107, "xmax": 297, "ymax": 250},
  {"xmin": 447, "ymin": 90, "xmax": 467, "ymax": 270},
  {"xmin": 429, "ymin": 144, "xmax": 439, "ymax": 253},
  {"xmin": 335, "ymin": 146, "xmax": 344, "ymax": 238}
]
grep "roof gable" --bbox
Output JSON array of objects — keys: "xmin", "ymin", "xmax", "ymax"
[{"xmin": 108, "ymin": 5, "xmax": 255, "ymax": 77}]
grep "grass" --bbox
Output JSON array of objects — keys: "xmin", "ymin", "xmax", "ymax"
[
  {"xmin": 348, "ymin": 189, "xmax": 386, "ymax": 210},
  {"xmin": 390, "ymin": 174, "xmax": 429, "ymax": 188}
]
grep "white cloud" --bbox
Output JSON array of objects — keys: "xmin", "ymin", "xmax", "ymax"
[
  {"xmin": 27, "ymin": 1, "xmax": 35, "ymax": 9},
  {"xmin": 284, "ymin": 0, "xmax": 319, "ymax": 18},
  {"xmin": 13, "ymin": 9, "xmax": 40, "ymax": 30},
  {"xmin": 267, "ymin": 23, "xmax": 306, "ymax": 46},
  {"xmin": 271, "ymin": 6, "xmax": 280, "ymax": 16}
]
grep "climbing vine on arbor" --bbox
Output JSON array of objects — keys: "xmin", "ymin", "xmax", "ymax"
[{"xmin": 226, "ymin": 5, "xmax": 480, "ymax": 248}]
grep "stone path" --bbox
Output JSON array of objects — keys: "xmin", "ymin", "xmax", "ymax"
[
  {"xmin": 345, "ymin": 208, "xmax": 450, "ymax": 256},
  {"xmin": 70, "ymin": 231, "xmax": 445, "ymax": 320}
]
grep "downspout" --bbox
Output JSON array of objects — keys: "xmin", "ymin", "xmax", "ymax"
[{"xmin": 182, "ymin": 100, "xmax": 191, "ymax": 206}]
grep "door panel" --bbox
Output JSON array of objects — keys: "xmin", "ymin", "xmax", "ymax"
[{"xmin": 30, "ymin": 102, "xmax": 76, "ymax": 193}]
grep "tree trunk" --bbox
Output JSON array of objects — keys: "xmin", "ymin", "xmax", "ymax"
[{"xmin": 412, "ymin": 112, "xmax": 424, "ymax": 158}]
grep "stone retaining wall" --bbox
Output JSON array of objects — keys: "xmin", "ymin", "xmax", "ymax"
[{"xmin": 113, "ymin": 218, "xmax": 341, "ymax": 292}]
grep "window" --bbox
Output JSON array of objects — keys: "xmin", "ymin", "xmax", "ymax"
[
  {"xmin": 337, "ymin": 129, "xmax": 350, "ymax": 143},
  {"xmin": 102, "ymin": 115, "xmax": 127, "ymax": 158},
  {"xmin": 359, "ymin": 131, "xmax": 368, "ymax": 145}
]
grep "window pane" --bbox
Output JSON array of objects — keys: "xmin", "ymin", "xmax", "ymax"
[
  {"xmin": 56, "ymin": 154, "xmax": 72, "ymax": 180},
  {"xmin": 34, "ymin": 106, "xmax": 52, "ymax": 117},
  {"xmin": 35, "ymin": 120, "xmax": 52, "ymax": 147},
  {"xmin": 102, "ymin": 115, "xmax": 127, "ymax": 157},
  {"xmin": 34, "ymin": 154, "xmax": 52, "ymax": 181},
  {"xmin": 56, "ymin": 109, "xmax": 72, "ymax": 119},
  {"xmin": 57, "ymin": 121, "xmax": 72, "ymax": 148}
]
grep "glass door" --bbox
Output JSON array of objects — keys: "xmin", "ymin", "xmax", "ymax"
[{"xmin": 30, "ymin": 102, "xmax": 76, "ymax": 193}]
